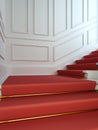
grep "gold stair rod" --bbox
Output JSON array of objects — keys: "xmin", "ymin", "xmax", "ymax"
[{"xmin": 0, "ymin": 90, "xmax": 98, "ymax": 99}]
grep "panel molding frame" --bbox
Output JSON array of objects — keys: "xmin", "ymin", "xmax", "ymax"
[
  {"xmin": 87, "ymin": 27, "xmax": 98, "ymax": 44},
  {"xmin": 71, "ymin": 0, "xmax": 84, "ymax": 29},
  {"xmin": 12, "ymin": 0, "xmax": 29, "ymax": 34},
  {"xmin": 53, "ymin": 34, "xmax": 84, "ymax": 61},
  {"xmin": 11, "ymin": 44, "xmax": 50, "ymax": 62},
  {"xmin": 33, "ymin": 0, "xmax": 49, "ymax": 36},
  {"xmin": 87, "ymin": 0, "xmax": 97, "ymax": 22},
  {"xmin": 53, "ymin": 0, "xmax": 67, "ymax": 36}
]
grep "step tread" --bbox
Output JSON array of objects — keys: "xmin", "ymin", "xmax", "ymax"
[
  {"xmin": 0, "ymin": 110, "xmax": 98, "ymax": 130},
  {"xmin": 76, "ymin": 57, "xmax": 98, "ymax": 64},
  {"xmin": 0, "ymin": 92, "xmax": 98, "ymax": 121},
  {"xmin": 57, "ymin": 70, "xmax": 85, "ymax": 77},
  {"xmin": 67, "ymin": 63, "xmax": 98, "ymax": 70},
  {"xmin": 84, "ymin": 53, "xmax": 98, "ymax": 58},
  {"xmin": 2, "ymin": 76, "xmax": 96, "ymax": 96}
]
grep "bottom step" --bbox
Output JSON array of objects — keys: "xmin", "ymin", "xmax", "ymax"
[{"xmin": 0, "ymin": 110, "xmax": 98, "ymax": 130}]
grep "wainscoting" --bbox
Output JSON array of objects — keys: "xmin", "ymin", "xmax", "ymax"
[{"xmin": 5, "ymin": 0, "xmax": 98, "ymax": 75}]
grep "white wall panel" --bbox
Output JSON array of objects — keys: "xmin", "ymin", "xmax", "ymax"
[
  {"xmin": 87, "ymin": 0, "xmax": 97, "ymax": 21},
  {"xmin": 4, "ymin": 0, "xmax": 98, "ymax": 75},
  {"xmin": 54, "ymin": 0, "xmax": 67, "ymax": 35},
  {"xmin": 12, "ymin": 0, "xmax": 28, "ymax": 33},
  {"xmin": 54, "ymin": 35, "xmax": 84, "ymax": 61},
  {"xmin": 34, "ymin": 0, "xmax": 49, "ymax": 36},
  {"xmin": 88, "ymin": 28, "xmax": 98, "ymax": 44},
  {"xmin": 71, "ymin": 0, "xmax": 84, "ymax": 28},
  {"xmin": 12, "ymin": 45, "xmax": 49, "ymax": 61}
]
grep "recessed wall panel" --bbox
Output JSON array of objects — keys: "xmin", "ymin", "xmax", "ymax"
[
  {"xmin": 54, "ymin": 35, "xmax": 84, "ymax": 60},
  {"xmin": 12, "ymin": 0, "xmax": 28, "ymax": 33},
  {"xmin": 54, "ymin": 0, "xmax": 67, "ymax": 35},
  {"xmin": 87, "ymin": 0, "xmax": 97, "ymax": 20},
  {"xmin": 12, "ymin": 45, "xmax": 49, "ymax": 61},
  {"xmin": 34, "ymin": 0, "xmax": 49, "ymax": 36},
  {"xmin": 71, "ymin": 0, "xmax": 84, "ymax": 28},
  {"xmin": 88, "ymin": 28, "xmax": 98, "ymax": 44}
]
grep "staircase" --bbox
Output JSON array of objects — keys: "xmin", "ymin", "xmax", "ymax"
[
  {"xmin": 58, "ymin": 50, "xmax": 98, "ymax": 83},
  {"xmin": 0, "ymin": 50, "xmax": 98, "ymax": 130}
]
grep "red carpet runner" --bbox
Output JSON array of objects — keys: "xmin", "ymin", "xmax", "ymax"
[
  {"xmin": 58, "ymin": 49, "xmax": 98, "ymax": 78},
  {"xmin": 0, "ymin": 110, "xmax": 98, "ymax": 130},
  {"xmin": 2, "ymin": 75, "xmax": 96, "ymax": 96},
  {"xmin": 0, "ymin": 50, "xmax": 98, "ymax": 129}
]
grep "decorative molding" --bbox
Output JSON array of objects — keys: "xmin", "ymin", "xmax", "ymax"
[
  {"xmin": 12, "ymin": 0, "xmax": 29, "ymax": 34},
  {"xmin": 71, "ymin": 0, "xmax": 84, "ymax": 28},
  {"xmin": 0, "ymin": 64, "xmax": 8, "ymax": 84},
  {"xmin": 11, "ymin": 44, "xmax": 50, "ymax": 62},
  {"xmin": 87, "ymin": 28, "xmax": 98, "ymax": 44},
  {"xmin": 54, "ymin": 34, "xmax": 84, "ymax": 61},
  {"xmin": 33, "ymin": 0, "xmax": 49, "ymax": 36},
  {"xmin": 53, "ymin": 0, "xmax": 67, "ymax": 35},
  {"xmin": 87, "ymin": 0, "xmax": 97, "ymax": 21},
  {"xmin": 0, "ymin": 11, "xmax": 5, "ymax": 42},
  {"xmin": 0, "ymin": 54, "xmax": 4, "ymax": 60},
  {"xmin": 0, "ymin": 28, "xmax": 5, "ymax": 42}
]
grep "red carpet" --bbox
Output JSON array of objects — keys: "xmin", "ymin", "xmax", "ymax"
[
  {"xmin": 0, "ymin": 49, "xmax": 98, "ymax": 129},
  {"xmin": 84, "ymin": 53, "xmax": 98, "ymax": 58},
  {"xmin": 67, "ymin": 63, "xmax": 98, "ymax": 70},
  {"xmin": 58, "ymin": 50, "xmax": 98, "ymax": 78},
  {"xmin": 76, "ymin": 57, "xmax": 98, "ymax": 64},
  {"xmin": 0, "ymin": 92, "xmax": 98, "ymax": 121},
  {"xmin": 0, "ymin": 110, "xmax": 98, "ymax": 130},
  {"xmin": 91, "ymin": 50, "xmax": 98, "ymax": 54},
  {"xmin": 2, "ymin": 75, "xmax": 96, "ymax": 96},
  {"xmin": 57, "ymin": 70, "xmax": 86, "ymax": 78}
]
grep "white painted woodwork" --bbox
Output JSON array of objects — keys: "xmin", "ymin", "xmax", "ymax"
[
  {"xmin": 71, "ymin": 0, "xmax": 84, "ymax": 28},
  {"xmin": 12, "ymin": 45, "xmax": 49, "ymax": 61},
  {"xmin": 34, "ymin": 0, "xmax": 49, "ymax": 36},
  {"xmin": 0, "ymin": 0, "xmax": 7, "ymax": 84},
  {"xmin": 87, "ymin": 0, "xmax": 97, "ymax": 21},
  {"xmin": 12, "ymin": 0, "xmax": 28, "ymax": 33},
  {"xmin": 54, "ymin": 0, "xmax": 67, "ymax": 35},
  {"xmin": 3, "ymin": 0, "xmax": 98, "ymax": 75},
  {"xmin": 88, "ymin": 28, "xmax": 98, "ymax": 44},
  {"xmin": 54, "ymin": 34, "xmax": 84, "ymax": 61}
]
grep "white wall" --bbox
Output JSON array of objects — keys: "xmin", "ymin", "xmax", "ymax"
[
  {"xmin": 5, "ymin": 0, "xmax": 98, "ymax": 75},
  {"xmin": 0, "ymin": 0, "xmax": 7, "ymax": 83}
]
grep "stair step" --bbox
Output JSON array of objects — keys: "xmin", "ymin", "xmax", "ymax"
[
  {"xmin": 76, "ymin": 57, "xmax": 98, "ymax": 64},
  {"xmin": 67, "ymin": 63, "xmax": 98, "ymax": 70},
  {"xmin": 2, "ymin": 75, "xmax": 96, "ymax": 97},
  {"xmin": 84, "ymin": 53, "xmax": 98, "ymax": 58},
  {"xmin": 0, "ymin": 92, "xmax": 98, "ymax": 122},
  {"xmin": 57, "ymin": 70, "xmax": 86, "ymax": 78},
  {"xmin": 0, "ymin": 110, "xmax": 98, "ymax": 130},
  {"xmin": 91, "ymin": 50, "xmax": 98, "ymax": 54}
]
